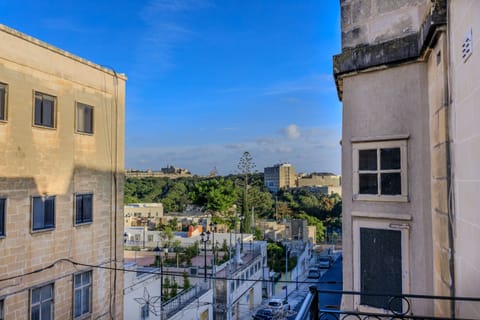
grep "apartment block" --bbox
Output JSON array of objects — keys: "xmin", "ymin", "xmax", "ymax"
[
  {"xmin": 0, "ymin": 25, "xmax": 125, "ymax": 319},
  {"xmin": 334, "ymin": 0, "xmax": 480, "ymax": 317},
  {"xmin": 264, "ymin": 163, "xmax": 296, "ymax": 193}
]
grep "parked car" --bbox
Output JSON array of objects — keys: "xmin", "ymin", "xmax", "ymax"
[
  {"xmin": 307, "ymin": 268, "xmax": 321, "ymax": 279},
  {"xmin": 267, "ymin": 298, "xmax": 290, "ymax": 315},
  {"xmin": 318, "ymin": 256, "xmax": 333, "ymax": 269},
  {"xmin": 253, "ymin": 308, "xmax": 277, "ymax": 320}
]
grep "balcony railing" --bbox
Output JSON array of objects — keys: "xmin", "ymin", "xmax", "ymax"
[
  {"xmin": 161, "ymin": 281, "xmax": 210, "ymax": 319},
  {"xmin": 296, "ymin": 287, "xmax": 480, "ymax": 320}
]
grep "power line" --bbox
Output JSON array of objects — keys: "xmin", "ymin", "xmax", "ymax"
[{"xmin": 0, "ymin": 258, "xmax": 328, "ymax": 286}]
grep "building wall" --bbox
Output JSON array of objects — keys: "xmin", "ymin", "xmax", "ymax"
[
  {"xmin": 297, "ymin": 174, "xmax": 341, "ymax": 188},
  {"xmin": 264, "ymin": 163, "xmax": 296, "ymax": 193},
  {"xmin": 124, "ymin": 203, "xmax": 164, "ymax": 227},
  {"xmin": 449, "ymin": 1, "xmax": 480, "ymax": 316},
  {"xmin": 340, "ymin": 0, "xmax": 426, "ymax": 49},
  {"xmin": 0, "ymin": 24, "xmax": 125, "ymax": 319},
  {"xmin": 340, "ymin": 62, "xmax": 433, "ymax": 313}
]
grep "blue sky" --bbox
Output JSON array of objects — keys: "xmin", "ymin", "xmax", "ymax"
[{"xmin": 2, "ymin": 0, "xmax": 342, "ymax": 176}]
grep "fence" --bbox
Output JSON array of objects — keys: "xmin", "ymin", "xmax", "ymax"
[
  {"xmin": 296, "ymin": 287, "xmax": 480, "ymax": 320},
  {"xmin": 161, "ymin": 281, "xmax": 210, "ymax": 319}
]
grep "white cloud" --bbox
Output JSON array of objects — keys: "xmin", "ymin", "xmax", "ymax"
[{"xmin": 283, "ymin": 124, "xmax": 301, "ymax": 140}]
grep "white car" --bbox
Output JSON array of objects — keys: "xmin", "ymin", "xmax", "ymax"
[{"xmin": 267, "ymin": 298, "xmax": 290, "ymax": 315}]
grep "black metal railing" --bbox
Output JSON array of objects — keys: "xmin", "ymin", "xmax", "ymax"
[{"xmin": 296, "ymin": 287, "xmax": 480, "ymax": 320}]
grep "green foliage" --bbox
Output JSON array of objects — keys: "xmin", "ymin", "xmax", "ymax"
[
  {"xmin": 183, "ymin": 272, "xmax": 190, "ymax": 290},
  {"xmin": 190, "ymin": 178, "xmax": 238, "ymax": 224},
  {"xmin": 297, "ymin": 212, "xmax": 326, "ymax": 242},
  {"xmin": 267, "ymin": 241, "xmax": 297, "ymax": 273},
  {"xmin": 124, "ymin": 175, "xmax": 342, "ymax": 238},
  {"xmin": 170, "ymin": 281, "xmax": 178, "ymax": 297}
]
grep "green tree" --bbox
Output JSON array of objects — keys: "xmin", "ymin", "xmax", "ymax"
[
  {"xmin": 237, "ymin": 151, "xmax": 256, "ymax": 233},
  {"xmin": 297, "ymin": 212, "xmax": 326, "ymax": 242},
  {"xmin": 159, "ymin": 226, "xmax": 174, "ymax": 248},
  {"xmin": 182, "ymin": 272, "xmax": 191, "ymax": 290},
  {"xmin": 190, "ymin": 178, "xmax": 238, "ymax": 224}
]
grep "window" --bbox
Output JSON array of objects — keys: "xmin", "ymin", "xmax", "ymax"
[
  {"xmin": 0, "ymin": 299, "xmax": 4, "ymax": 320},
  {"xmin": 360, "ymin": 228, "xmax": 402, "ymax": 312},
  {"xmin": 0, "ymin": 198, "xmax": 5, "ymax": 237},
  {"xmin": 75, "ymin": 194, "xmax": 93, "ymax": 225},
  {"xmin": 76, "ymin": 103, "xmax": 93, "ymax": 134},
  {"xmin": 353, "ymin": 140, "xmax": 407, "ymax": 201},
  {"xmin": 30, "ymin": 283, "xmax": 54, "ymax": 320},
  {"xmin": 74, "ymin": 271, "xmax": 92, "ymax": 318},
  {"xmin": 0, "ymin": 83, "xmax": 7, "ymax": 121},
  {"xmin": 147, "ymin": 235, "xmax": 153, "ymax": 242},
  {"xmin": 32, "ymin": 196, "xmax": 55, "ymax": 231},
  {"xmin": 34, "ymin": 92, "xmax": 56, "ymax": 128}
]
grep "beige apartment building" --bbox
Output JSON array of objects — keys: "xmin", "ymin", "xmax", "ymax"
[
  {"xmin": 263, "ymin": 163, "xmax": 296, "ymax": 193},
  {"xmin": 124, "ymin": 203, "xmax": 164, "ymax": 227},
  {"xmin": 0, "ymin": 25, "xmax": 125, "ymax": 319},
  {"xmin": 334, "ymin": 0, "xmax": 480, "ymax": 318}
]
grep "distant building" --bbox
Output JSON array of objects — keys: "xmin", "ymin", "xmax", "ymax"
[
  {"xmin": 264, "ymin": 163, "xmax": 296, "ymax": 193},
  {"xmin": 296, "ymin": 172, "xmax": 341, "ymax": 188},
  {"xmin": 0, "ymin": 24, "xmax": 125, "ymax": 318},
  {"xmin": 125, "ymin": 203, "xmax": 164, "ymax": 227},
  {"xmin": 125, "ymin": 166, "xmax": 191, "ymax": 179}
]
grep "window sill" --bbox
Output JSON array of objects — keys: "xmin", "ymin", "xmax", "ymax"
[
  {"xmin": 75, "ymin": 131, "xmax": 94, "ymax": 136},
  {"xmin": 75, "ymin": 221, "xmax": 93, "ymax": 227},
  {"xmin": 32, "ymin": 124, "xmax": 56, "ymax": 130},
  {"xmin": 352, "ymin": 211, "xmax": 412, "ymax": 221},
  {"xmin": 74, "ymin": 312, "xmax": 92, "ymax": 320},
  {"xmin": 31, "ymin": 227, "xmax": 55, "ymax": 234},
  {"xmin": 353, "ymin": 194, "xmax": 408, "ymax": 202}
]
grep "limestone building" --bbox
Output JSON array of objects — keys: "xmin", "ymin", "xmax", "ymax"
[
  {"xmin": 264, "ymin": 163, "xmax": 296, "ymax": 193},
  {"xmin": 334, "ymin": 0, "xmax": 480, "ymax": 317},
  {"xmin": 0, "ymin": 25, "xmax": 125, "ymax": 319}
]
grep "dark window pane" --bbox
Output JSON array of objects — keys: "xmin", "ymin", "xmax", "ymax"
[
  {"xmin": 84, "ymin": 194, "xmax": 93, "ymax": 222},
  {"xmin": 84, "ymin": 106, "xmax": 93, "ymax": 133},
  {"xmin": 83, "ymin": 271, "xmax": 91, "ymax": 285},
  {"xmin": 42, "ymin": 98, "xmax": 54, "ymax": 127},
  {"xmin": 34, "ymin": 95, "xmax": 42, "ymax": 125},
  {"xmin": 74, "ymin": 289, "xmax": 82, "ymax": 317},
  {"xmin": 76, "ymin": 195, "xmax": 83, "ymax": 224},
  {"xmin": 32, "ymin": 288, "xmax": 40, "ymax": 303},
  {"xmin": 82, "ymin": 287, "xmax": 90, "ymax": 313},
  {"xmin": 381, "ymin": 148, "xmax": 401, "ymax": 170},
  {"xmin": 44, "ymin": 198, "xmax": 55, "ymax": 228},
  {"xmin": 0, "ymin": 86, "xmax": 5, "ymax": 120},
  {"xmin": 75, "ymin": 274, "xmax": 82, "ymax": 288},
  {"xmin": 41, "ymin": 284, "xmax": 52, "ymax": 300},
  {"xmin": 359, "ymin": 149, "xmax": 377, "ymax": 170},
  {"xmin": 32, "ymin": 197, "xmax": 44, "ymax": 230},
  {"xmin": 0, "ymin": 199, "xmax": 5, "ymax": 236},
  {"xmin": 360, "ymin": 228, "xmax": 402, "ymax": 312},
  {"xmin": 41, "ymin": 301, "xmax": 51, "ymax": 320},
  {"xmin": 381, "ymin": 173, "xmax": 401, "ymax": 195},
  {"xmin": 359, "ymin": 173, "xmax": 378, "ymax": 194},
  {"xmin": 31, "ymin": 306, "xmax": 40, "ymax": 320}
]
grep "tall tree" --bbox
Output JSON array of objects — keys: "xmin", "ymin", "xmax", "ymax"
[
  {"xmin": 237, "ymin": 151, "xmax": 256, "ymax": 233},
  {"xmin": 189, "ymin": 178, "xmax": 238, "ymax": 225}
]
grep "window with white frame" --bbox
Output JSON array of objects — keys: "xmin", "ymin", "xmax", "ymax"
[
  {"xmin": 75, "ymin": 193, "xmax": 93, "ymax": 225},
  {"xmin": 30, "ymin": 283, "xmax": 54, "ymax": 320},
  {"xmin": 76, "ymin": 102, "xmax": 94, "ymax": 134},
  {"xmin": 353, "ymin": 140, "xmax": 407, "ymax": 201},
  {"xmin": 34, "ymin": 92, "xmax": 56, "ymax": 128},
  {"xmin": 0, "ymin": 198, "xmax": 5, "ymax": 237},
  {"xmin": 74, "ymin": 271, "xmax": 92, "ymax": 318},
  {"xmin": 0, "ymin": 83, "xmax": 7, "ymax": 121},
  {"xmin": 32, "ymin": 196, "xmax": 55, "ymax": 231}
]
